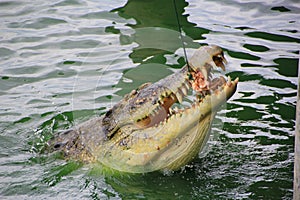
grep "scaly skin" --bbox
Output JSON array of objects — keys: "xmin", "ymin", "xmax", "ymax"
[{"xmin": 48, "ymin": 45, "xmax": 238, "ymax": 173}]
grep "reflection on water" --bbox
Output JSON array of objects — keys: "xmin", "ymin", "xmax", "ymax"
[{"xmin": 0, "ymin": 0, "xmax": 299, "ymax": 199}]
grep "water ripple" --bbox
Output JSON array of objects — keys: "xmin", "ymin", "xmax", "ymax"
[{"xmin": 0, "ymin": 0, "xmax": 298, "ymax": 199}]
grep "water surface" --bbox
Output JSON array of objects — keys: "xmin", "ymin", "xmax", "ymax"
[{"xmin": 0, "ymin": 0, "xmax": 299, "ymax": 199}]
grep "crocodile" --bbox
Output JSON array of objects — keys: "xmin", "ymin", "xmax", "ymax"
[{"xmin": 47, "ymin": 45, "xmax": 238, "ymax": 173}]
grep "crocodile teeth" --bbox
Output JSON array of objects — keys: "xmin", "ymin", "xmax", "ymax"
[
  {"xmin": 227, "ymin": 76, "xmax": 232, "ymax": 86},
  {"xmin": 175, "ymin": 91, "xmax": 183, "ymax": 103},
  {"xmin": 170, "ymin": 94, "xmax": 177, "ymax": 101},
  {"xmin": 164, "ymin": 91, "xmax": 170, "ymax": 97},
  {"xmin": 180, "ymin": 86, "xmax": 188, "ymax": 96},
  {"xmin": 184, "ymin": 81, "xmax": 191, "ymax": 90},
  {"xmin": 173, "ymin": 106, "xmax": 179, "ymax": 113},
  {"xmin": 209, "ymin": 60, "xmax": 218, "ymax": 69},
  {"xmin": 169, "ymin": 108, "xmax": 174, "ymax": 114}
]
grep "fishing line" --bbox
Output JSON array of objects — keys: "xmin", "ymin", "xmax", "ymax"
[{"xmin": 173, "ymin": 0, "xmax": 192, "ymax": 71}]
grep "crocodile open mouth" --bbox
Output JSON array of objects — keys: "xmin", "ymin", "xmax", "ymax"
[{"xmin": 135, "ymin": 54, "xmax": 233, "ymax": 129}]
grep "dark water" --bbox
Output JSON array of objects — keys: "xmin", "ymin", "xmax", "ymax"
[{"xmin": 0, "ymin": 0, "xmax": 299, "ymax": 199}]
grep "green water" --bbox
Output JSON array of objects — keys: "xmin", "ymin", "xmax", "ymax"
[{"xmin": 0, "ymin": 0, "xmax": 299, "ymax": 199}]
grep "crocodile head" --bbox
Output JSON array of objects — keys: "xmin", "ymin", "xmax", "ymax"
[{"xmin": 95, "ymin": 45, "xmax": 238, "ymax": 173}]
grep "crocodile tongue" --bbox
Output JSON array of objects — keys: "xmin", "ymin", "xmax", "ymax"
[{"xmin": 136, "ymin": 94, "xmax": 178, "ymax": 128}]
